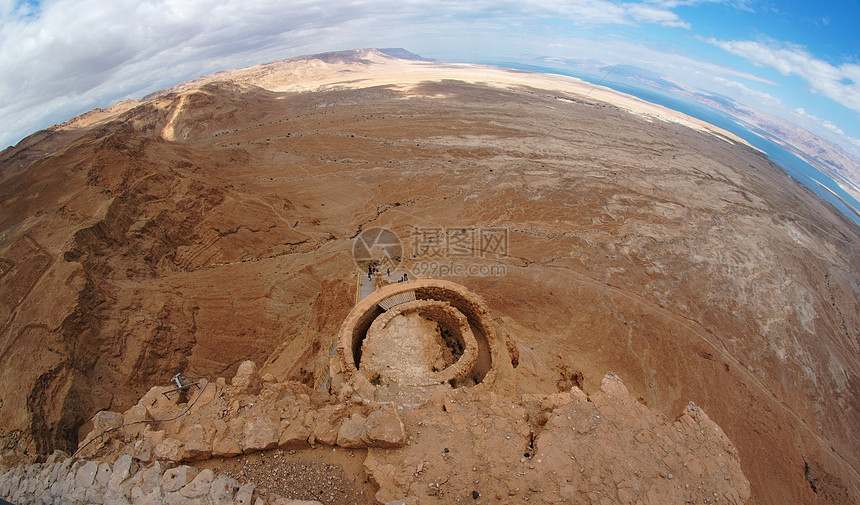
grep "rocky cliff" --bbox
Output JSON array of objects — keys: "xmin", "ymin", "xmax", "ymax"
[{"xmin": 1, "ymin": 361, "xmax": 749, "ymax": 504}]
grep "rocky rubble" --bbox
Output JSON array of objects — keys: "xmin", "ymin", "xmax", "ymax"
[
  {"xmin": 363, "ymin": 372, "xmax": 751, "ymax": 504},
  {"xmin": 76, "ymin": 361, "xmax": 406, "ymax": 463},
  {"xmin": 0, "ymin": 452, "xmax": 322, "ymax": 505},
  {"xmin": 0, "ymin": 360, "xmax": 750, "ymax": 504}
]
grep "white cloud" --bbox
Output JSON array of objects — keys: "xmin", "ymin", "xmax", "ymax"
[
  {"xmin": 545, "ymin": 37, "xmax": 780, "ymax": 89},
  {"xmin": 0, "ymin": 0, "xmax": 713, "ymax": 148},
  {"xmin": 795, "ymin": 107, "xmax": 845, "ymax": 136},
  {"xmin": 643, "ymin": 0, "xmax": 756, "ymax": 14},
  {"xmin": 483, "ymin": 0, "xmax": 690, "ymax": 28},
  {"xmin": 626, "ymin": 4, "xmax": 690, "ymax": 29},
  {"xmin": 713, "ymin": 76, "xmax": 782, "ymax": 105},
  {"xmin": 521, "ymin": 0, "xmax": 629, "ymax": 25},
  {"xmin": 0, "ymin": 0, "xmax": 375, "ymax": 147},
  {"xmin": 708, "ymin": 38, "xmax": 860, "ymax": 114}
]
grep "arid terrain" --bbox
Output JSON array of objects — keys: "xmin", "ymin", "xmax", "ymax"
[{"xmin": 0, "ymin": 49, "xmax": 858, "ymax": 504}]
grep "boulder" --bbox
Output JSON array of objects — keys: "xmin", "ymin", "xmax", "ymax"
[
  {"xmin": 79, "ymin": 411, "xmax": 124, "ymax": 451},
  {"xmin": 138, "ymin": 385, "xmax": 180, "ymax": 420},
  {"xmin": 132, "ymin": 437, "xmax": 153, "ymax": 463},
  {"xmin": 93, "ymin": 411, "xmax": 124, "ymax": 434},
  {"xmin": 96, "ymin": 462, "xmax": 113, "ymax": 487},
  {"xmin": 50, "ymin": 456, "xmax": 73, "ymax": 483},
  {"xmin": 122, "ymin": 404, "xmax": 151, "ymax": 437},
  {"xmin": 312, "ymin": 405, "xmax": 345, "ymax": 445},
  {"xmin": 108, "ymin": 454, "xmax": 136, "ymax": 489},
  {"xmin": 50, "ymin": 470, "xmax": 73, "ymax": 500},
  {"xmin": 130, "ymin": 485, "xmax": 163, "ymax": 505},
  {"xmin": 231, "ymin": 361, "xmax": 262, "ymax": 395},
  {"xmin": 279, "ymin": 414, "xmax": 312, "ymax": 449},
  {"xmin": 180, "ymin": 468, "xmax": 214, "ymax": 498},
  {"xmin": 243, "ymin": 415, "xmax": 279, "ymax": 453},
  {"xmin": 116, "ymin": 461, "xmax": 145, "ymax": 502},
  {"xmin": 336, "ymin": 413, "xmax": 367, "ymax": 449},
  {"xmin": 45, "ymin": 450, "xmax": 69, "ymax": 466},
  {"xmin": 363, "ymin": 408, "xmax": 406, "ymax": 448},
  {"xmin": 75, "ymin": 460, "xmax": 99, "ymax": 489},
  {"xmin": 85, "ymin": 484, "xmax": 109, "ymax": 504},
  {"xmin": 162, "ymin": 466, "xmax": 199, "ymax": 493},
  {"xmin": 154, "ymin": 438, "xmax": 184, "ymax": 462},
  {"xmin": 135, "ymin": 428, "xmax": 166, "ymax": 462},
  {"xmin": 212, "ymin": 433, "xmax": 243, "ymax": 458},
  {"xmin": 182, "ymin": 424, "xmax": 212, "ymax": 461},
  {"xmin": 234, "ymin": 483, "xmax": 255, "ymax": 505},
  {"xmin": 138, "ymin": 461, "xmax": 164, "ymax": 495},
  {"xmin": 208, "ymin": 473, "xmax": 239, "ymax": 505}
]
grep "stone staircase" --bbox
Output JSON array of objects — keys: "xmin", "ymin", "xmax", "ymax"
[
  {"xmin": 320, "ymin": 269, "xmax": 415, "ymax": 392},
  {"xmin": 377, "ymin": 290, "xmax": 416, "ymax": 311}
]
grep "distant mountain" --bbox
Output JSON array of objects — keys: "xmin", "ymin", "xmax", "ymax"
[
  {"xmin": 141, "ymin": 48, "xmax": 425, "ymax": 101},
  {"xmin": 688, "ymin": 90, "xmax": 860, "ymax": 199},
  {"xmin": 603, "ymin": 64, "xmax": 686, "ymax": 93},
  {"xmin": 530, "ymin": 57, "xmax": 860, "ymax": 199},
  {"xmin": 378, "ymin": 48, "xmax": 433, "ymax": 61}
]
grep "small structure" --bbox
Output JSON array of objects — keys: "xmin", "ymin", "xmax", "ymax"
[{"xmin": 330, "ymin": 279, "xmax": 516, "ymax": 401}]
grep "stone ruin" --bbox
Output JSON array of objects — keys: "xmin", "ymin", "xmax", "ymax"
[
  {"xmin": 329, "ymin": 279, "xmax": 519, "ymax": 404},
  {"xmin": 0, "ymin": 279, "xmax": 753, "ymax": 504}
]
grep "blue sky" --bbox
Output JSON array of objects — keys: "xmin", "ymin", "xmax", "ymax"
[{"xmin": 1, "ymin": 0, "xmax": 858, "ymax": 167}]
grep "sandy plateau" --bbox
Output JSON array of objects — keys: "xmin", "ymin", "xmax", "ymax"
[{"xmin": 0, "ymin": 49, "xmax": 858, "ymax": 504}]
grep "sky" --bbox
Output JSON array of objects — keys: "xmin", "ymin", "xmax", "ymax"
[{"xmin": 1, "ymin": 0, "xmax": 859, "ymax": 165}]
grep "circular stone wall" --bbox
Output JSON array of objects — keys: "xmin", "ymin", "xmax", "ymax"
[
  {"xmin": 361, "ymin": 299, "xmax": 478, "ymax": 386},
  {"xmin": 334, "ymin": 279, "xmax": 500, "ymax": 389}
]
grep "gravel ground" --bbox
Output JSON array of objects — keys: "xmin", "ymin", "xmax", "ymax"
[{"xmin": 197, "ymin": 447, "xmax": 378, "ymax": 505}]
